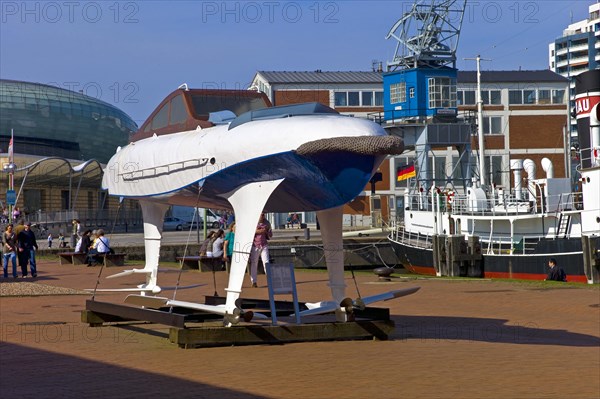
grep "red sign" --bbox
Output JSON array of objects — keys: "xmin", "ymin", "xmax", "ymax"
[{"xmin": 575, "ymin": 95, "xmax": 600, "ymax": 118}]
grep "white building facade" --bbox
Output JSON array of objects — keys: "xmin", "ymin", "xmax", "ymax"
[{"xmin": 549, "ymin": 2, "xmax": 600, "ymax": 136}]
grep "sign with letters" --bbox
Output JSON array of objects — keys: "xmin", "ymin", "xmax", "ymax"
[
  {"xmin": 269, "ymin": 263, "xmax": 294, "ymax": 295},
  {"xmin": 6, "ymin": 190, "xmax": 16, "ymax": 206}
]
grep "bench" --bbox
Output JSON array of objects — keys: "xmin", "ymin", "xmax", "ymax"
[
  {"xmin": 57, "ymin": 252, "xmax": 126, "ymax": 267},
  {"xmin": 176, "ymin": 256, "xmax": 225, "ymax": 272},
  {"xmin": 98, "ymin": 253, "xmax": 126, "ymax": 267},
  {"xmin": 58, "ymin": 252, "xmax": 87, "ymax": 266}
]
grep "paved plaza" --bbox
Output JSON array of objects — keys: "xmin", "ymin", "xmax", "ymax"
[{"xmin": 1, "ymin": 259, "xmax": 599, "ymax": 398}]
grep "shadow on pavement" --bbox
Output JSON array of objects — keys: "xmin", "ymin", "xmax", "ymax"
[
  {"xmin": 391, "ymin": 315, "xmax": 600, "ymax": 347},
  {"xmin": 0, "ymin": 342, "xmax": 268, "ymax": 399}
]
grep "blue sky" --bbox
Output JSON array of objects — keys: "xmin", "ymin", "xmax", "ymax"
[{"xmin": 0, "ymin": 0, "xmax": 592, "ymax": 125}]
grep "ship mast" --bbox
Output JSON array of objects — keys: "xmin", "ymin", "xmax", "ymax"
[{"xmin": 464, "ymin": 55, "xmax": 491, "ymax": 186}]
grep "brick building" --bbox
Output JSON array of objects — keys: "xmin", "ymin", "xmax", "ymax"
[{"xmin": 456, "ymin": 70, "xmax": 570, "ymax": 188}]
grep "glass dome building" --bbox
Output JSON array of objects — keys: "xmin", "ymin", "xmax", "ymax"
[{"xmin": 0, "ymin": 79, "xmax": 137, "ymax": 163}]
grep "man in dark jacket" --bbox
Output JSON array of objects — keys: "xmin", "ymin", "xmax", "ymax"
[
  {"xmin": 17, "ymin": 222, "xmax": 38, "ymax": 278},
  {"xmin": 78, "ymin": 230, "xmax": 92, "ymax": 254},
  {"xmin": 545, "ymin": 258, "xmax": 567, "ymax": 282}
]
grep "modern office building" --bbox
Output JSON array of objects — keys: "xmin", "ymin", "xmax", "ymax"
[
  {"xmin": 0, "ymin": 79, "xmax": 138, "ymax": 225},
  {"xmin": 0, "ymin": 79, "xmax": 137, "ymax": 163},
  {"xmin": 549, "ymin": 2, "xmax": 600, "ymax": 136}
]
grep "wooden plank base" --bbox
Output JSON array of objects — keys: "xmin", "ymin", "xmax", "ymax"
[
  {"xmin": 82, "ymin": 299, "xmax": 395, "ymax": 349},
  {"xmin": 170, "ymin": 320, "xmax": 395, "ymax": 348}
]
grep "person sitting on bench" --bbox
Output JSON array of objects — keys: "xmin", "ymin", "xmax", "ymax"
[
  {"xmin": 286, "ymin": 212, "xmax": 301, "ymax": 229},
  {"xmin": 86, "ymin": 229, "xmax": 112, "ymax": 266}
]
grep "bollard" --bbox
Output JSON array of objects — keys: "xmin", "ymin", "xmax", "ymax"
[{"xmin": 304, "ymin": 227, "xmax": 310, "ymax": 240}]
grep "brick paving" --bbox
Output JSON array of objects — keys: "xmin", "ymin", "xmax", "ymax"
[{"xmin": 0, "ymin": 259, "xmax": 599, "ymax": 399}]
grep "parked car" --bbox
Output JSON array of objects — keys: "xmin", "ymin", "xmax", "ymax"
[{"xmin": 163, "ymin": 217, "xmax": 189, "ymax": 231}]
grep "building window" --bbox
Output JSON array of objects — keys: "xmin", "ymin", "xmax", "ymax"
[
  {"xmin": 61, "ymin": 190, "xmax": 70, "ymax": 210},
  {"xmin": 451, "ymin": 155, "xmax": 465, "ymax": 183},
  {"xmin": 482, "ymin": 116, "xmax": 502, "ymax": 134},
  {"xmin": 458, "ymin": 90, "xmax": 476, "ymax": 105},
  {"xmin": 485, "ymin": 155, "xmax": 504, "ymax": 186},
  {"xmin": 335, "ymin": 91, "xmax": 383, "ymax": 107},
  {"xmin": 552, "ymin": 89, "xmax": 565, "ymax": 104},
  {"xmin": 538, "ymin": 90, "xmax": 551, "ymax": 105},
  {"xmin": 509, "ymin": 88, "xmax": 564, "ymax": 105},
  {"xmin": 508, "ymin": 90, "xmax": 523, "ymax": 104},
  {"xmin": 482, "ymin": 90, "xmax": 501, "ymax": 105},
  {"xmin": 390, "ymin": 82, "xmax": 406, "ymax": 104},
  {"xmin": 428, "ymin": 77, "xmax": 456, "ymax": 109},
  {"xmin": 334, "ymin": 92, "xmax": 347, "ymax": 106},
  {"xmin": 348, "ymin": 91, "xmax": 360, "ymax": 106},
  {"xmin": 523, "ymin": 89, "xmax": 536, "ymax": 104},
  {"xmin": 362, "ymin": 92, "xmax": 373, "ymax": 106},
  {"xmin": 98, "ymin": 191, "xmax": 108, "ymax": 210},
  {"xmin": 409, "ymin": 87, "xmax": 415, "ymax": 99}
]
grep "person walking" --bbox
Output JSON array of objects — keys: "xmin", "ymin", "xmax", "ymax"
[
  {"xmin": 2, "ymin": 224, "xmax": 18, "ymax": 279},
  {"xmin": 14, "ymin": 220, "xmax": 26, "ymax": 272},
  {"xmin": 47, "ymin": 233, "xmax": 53, "ymax": 248},
  {"xmin": 17, "ymin": 222, "xmax": 38, "ymax": 278},
  {"xmin": 71, "ymin": 219, "xmax": 81, "ymax": 249},
  {"xmin": 249, "ymin": 213, "xmax": 272, "ymax": 287}
]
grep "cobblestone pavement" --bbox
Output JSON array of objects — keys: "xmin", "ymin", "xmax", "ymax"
[{"xmin": 1, "ymin": 260, "xmax": 599, "ymax": 399}]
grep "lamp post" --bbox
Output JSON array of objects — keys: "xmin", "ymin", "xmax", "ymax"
[
  {"xmin": 3, "ymin": 161, "xmax": 17, "ymax": 219},
  {"xmin": 4, "ymin": 130, "xmax": 16, "ymax": 220}
]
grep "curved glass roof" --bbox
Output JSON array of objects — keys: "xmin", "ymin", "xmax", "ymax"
[
  {"xmin": 11, "ymin": 157, "xmax": 104, "ymax": 189},
  {"xmin": 0, "ymin": 79, "xmax": 137, "ymax": 163}
]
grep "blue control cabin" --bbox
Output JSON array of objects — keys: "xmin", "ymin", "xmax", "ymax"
[{"xmin": 383, "ymin": 67, "xmax": 458, "ymax": 122}]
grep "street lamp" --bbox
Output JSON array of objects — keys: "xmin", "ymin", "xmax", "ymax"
[{"xmin": 3, "ymin": 161, "xmax": 17, "ymax": 219}]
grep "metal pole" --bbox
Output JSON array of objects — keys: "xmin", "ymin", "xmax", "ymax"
[
  {"xmin": 464, "ymin": 55, "xmax": 491, "ymax": 187},
  {"xmin": 476, "ymin": 55, "xmax": 486, "ymax": 187},
  {"xmin": 8, "ymin": 129, "xmax": 15, "ymax": 220}
]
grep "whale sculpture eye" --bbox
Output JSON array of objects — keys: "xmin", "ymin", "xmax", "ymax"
[{"xmin": 210, "ymin": 157, "xmax": 216, "ymax": 165}]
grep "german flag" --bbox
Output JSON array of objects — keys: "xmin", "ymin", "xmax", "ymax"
[{"xmin": 397, "ymin": 163, "xmax": 416, "ymax": 181}]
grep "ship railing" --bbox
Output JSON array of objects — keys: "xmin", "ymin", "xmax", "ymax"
[
  {"xmin": 389, "ymin": 225, "xmax": 434, "ymax": 249},
  {"xmin": 576, "ymin": 146, "xmax": 600, "ymax": 169},
  {"xmin": 483, "ymin": 234, "xmax": 543, "ymax": 255},
  {"xmin": 401, "ymin": 189, "xmax": 584, "ymax": 222},
  {"xmin": 407, "ymin": 192, "xmax": 582, "ymax": 217},
  {"xmin": 402, "ymin": 192, "xmax": 531, "ymax": 217}
]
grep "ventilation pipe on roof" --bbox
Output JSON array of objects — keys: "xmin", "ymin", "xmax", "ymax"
[
  {"xmin": 510, "ymin": 159, "xmax": 524, "ymax": 201},
  {"xmin": 541, "ymin": 158, "xmax": 554, "ymax": 179},
  {"xmin": 523, "ymin": 159, "xmax": 537, "ymax": 203}
]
